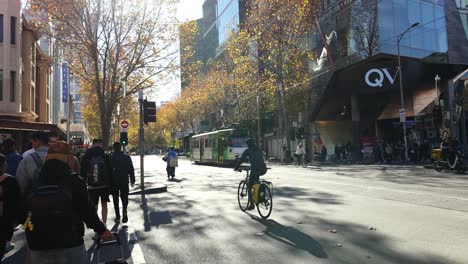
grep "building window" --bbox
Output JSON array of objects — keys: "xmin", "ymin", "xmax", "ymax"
[
  {"xmin": 10, "ymin": 16, "xmax": 16, "ymax": 45},
  {"xmin": 10, "ymin": 71, "xmax": 15, "ymax": 102},
  {"xmin": 0, "ymin": 69, "xmax": 3, "ymax": 101},
  {"xmin": 0, "ymin": 15, "xmax": 4, "ymax": 43}
]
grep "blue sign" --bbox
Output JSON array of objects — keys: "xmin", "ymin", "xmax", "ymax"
[{"xmin": 62, "ymin": 63, "xmax": 68, "ymax": 103}]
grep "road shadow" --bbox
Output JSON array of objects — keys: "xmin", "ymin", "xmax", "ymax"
[
  {"xmin": 149, "ymin": 211, "xmax": 173, "ymax": 228},
  {"xmin": 313, "ymin": 218, "xmax": 452, "ymax": 264},
  {"xmin": 274, "ymin": 186, "xmax": 343, "ymax": 205},
  {"xmin": 248, "ymin": 214, "xmax": 328, "ymax": 258}
]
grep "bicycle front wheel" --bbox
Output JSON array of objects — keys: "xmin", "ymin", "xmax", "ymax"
[
  {"xmin": 257, "ymin": 184, "xmax": 273, "ymax": 219},
  {"xmin": 237, "ymin": 180, "xmax": 249, "ymax": 211}
]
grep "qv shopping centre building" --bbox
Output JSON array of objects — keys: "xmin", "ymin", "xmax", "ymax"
[{"xmin": 309, "ymin": 0, "xmax": 468, "ymax": 156}]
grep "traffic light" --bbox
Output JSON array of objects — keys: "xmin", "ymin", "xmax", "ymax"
[
  {"xmin": 296, "ymin": 127, "xmax": 305, "ymax": 139},
  {"xmin": 120, "ymin": 132, "xmax": 128, "ymax": 146},
  {"xmin": 143, "ymin": 99, "xmax": 156, "ymax": 125}
]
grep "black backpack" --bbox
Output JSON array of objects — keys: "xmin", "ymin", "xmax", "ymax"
[
  {"xmin": 25, "ymin": 184, "xmax": 81, "ymax": 250},
  {"xmin": 87, "ymin": 155, "xmax": 107, "ymax": 187}
]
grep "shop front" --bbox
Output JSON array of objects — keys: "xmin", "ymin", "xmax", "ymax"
[{"xmin": 311, "ymin": 54, "xmax": 466, "ymax": 160}]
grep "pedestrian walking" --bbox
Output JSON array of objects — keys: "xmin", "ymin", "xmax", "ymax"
[
  {"xmin": 16, "ymin": 131, "xmax": 49, "ymax": 197},
  {"xmin": 110, "ymin": 142, "xmax": 135, "ymax": 224},
  {"xmin": 80, "ymin": 139, "xmax": 112, "ymax": 230},
  {"xmin": 321, "ymin": 145, "xmax": 328, "ymax": 162},
  {"xmin": 0, "ymin": 138, "xmax": 23, "ymax": 177},
  {"xmin": 164, "ymin": 147, "xmax": 178, "ymax": 180},
  {"xmin": 0, "ymin": 154, "xmax": 21, "ymax": 262},
  {"xmin": 24, "ymin": 141, "xmax": 113, "ymax": 264}
]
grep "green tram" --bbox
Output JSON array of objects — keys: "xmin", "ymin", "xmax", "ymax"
[{"xmin": 190, "ymin": 128, "xmax": 248, "ymax": 165}]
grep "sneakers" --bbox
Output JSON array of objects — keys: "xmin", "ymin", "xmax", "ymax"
[
  {"xmin": 247, "ymin": 204, "xmax": 255, "ymax": 210},
  {"xmin": 5, "ymin": 241, "xmax": 14, "ymax": 252},
  {"xmin": 114, "ymin": 216, "xmax": 121, "ymax": 223}
]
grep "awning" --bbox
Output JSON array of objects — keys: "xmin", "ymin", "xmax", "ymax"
[
  {"xmin": 412, "ymin": 85, "xmax": 439, "ymax": 116},
  {"xmin": 378, "ymin": 94, "xmax": 414, "ymax": 120},
  {"xmin": 0, "ymin": 119, "xmax": 66, "ymax": 137}
]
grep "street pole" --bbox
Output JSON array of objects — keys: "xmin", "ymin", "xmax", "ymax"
[
  {"xmin": 138, "ymin": 91, "xmax": 145, "ymax": 193},
  {"xmin": 122, "ymin": 81, "xmax": 127, "ymax": 153},
  {"xmin": 256, "ymin": 94, "xmax": 261, "ymax": 148},
  {"xmin": 67, "ymin": 94, "xmax": 71, "ymax": 144},
  {"xmin": 397, "ymin": 22, "xmax": 419, "ymax": 162},
  {"xmin": 277, "ymin": 83, "xmax": 284, "ymax": 162}
]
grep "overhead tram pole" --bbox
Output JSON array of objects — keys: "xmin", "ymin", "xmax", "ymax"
[{"xmin": 397, "ymin": 22, "xmax": 420, "ymax": 162}]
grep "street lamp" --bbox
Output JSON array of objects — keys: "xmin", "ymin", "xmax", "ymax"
[{"xmin": 397, "ymin": 22, "xmax": 420, "ymax": 162}]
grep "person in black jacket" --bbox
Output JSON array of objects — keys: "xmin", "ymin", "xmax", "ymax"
[
  {"xmin": 26, "ymin": 141, "xmax": 112, "ymax": 264},
  {"xmin": 234, "ymin": 138, "xmax": 267, "ymax": 210},
  {"xmin": 80, "ymin": 139, "xmax": 112, "ymax": 226},
  {"xmin": 0, "ymin": 154, "xmax": 20, "ymax": 262},
  {"xmin": 110, "ymin": 142, "xmax": 135, "ymax": 224}
]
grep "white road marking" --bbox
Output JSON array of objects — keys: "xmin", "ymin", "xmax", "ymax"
[{"xmin": 126, "ymin": 227, "xmax": 146, "ymax": 264}]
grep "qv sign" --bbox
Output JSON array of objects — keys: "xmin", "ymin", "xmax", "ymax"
[{"xmin": 365, "ymin": 68, "xmax": 400, "ymax": 88}]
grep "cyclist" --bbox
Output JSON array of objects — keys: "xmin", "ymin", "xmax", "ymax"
[
  {"xmin": 294, "ymin": 143, "xmax": 305, "ymax": 164},
  {"xmin": 234, "ymin": 138, "xmax": 267, "ymax": 210}
]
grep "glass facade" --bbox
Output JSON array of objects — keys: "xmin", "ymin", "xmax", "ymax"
[
  {"xmin": 378, "ymin": 0, "xmax": 448, "ymax": 60},
  {"xmin": 217, "ymin": 0, "xmax": 239, "ymax": 47}
]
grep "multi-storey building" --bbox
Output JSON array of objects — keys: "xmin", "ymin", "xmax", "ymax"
[
  {"xmin": 0, "ymin": 0, "xmax": 65, "ymax": 152},
  {"xmin": 309, "ymin": 0, "xmax": 468, "ymax": 158}
]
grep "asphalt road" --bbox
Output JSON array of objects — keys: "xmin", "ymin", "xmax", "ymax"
[{"xmin": 4, "ymin": 155, "xmax": 468, "ymax": 264}]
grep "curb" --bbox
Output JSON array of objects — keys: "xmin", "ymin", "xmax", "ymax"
[{"xmin": 129, "ymin": 185, "xmax": 167, "ymax": 195}]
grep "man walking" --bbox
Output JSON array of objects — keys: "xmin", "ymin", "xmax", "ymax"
[
  {"xmin": 110, "ymin": 142, "xmax": 135, "ymax": 223},
  {"xmin": 16, "ymin": 132, "xmax": 49, "ymax": 197},
  {"xmin": 80, "ymin": 139, "xmax": 111, "ymax": 228}
]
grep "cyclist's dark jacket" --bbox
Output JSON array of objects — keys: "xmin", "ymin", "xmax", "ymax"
[{"xmin": 235, "ymin": 147, "xmax": 267, "ymax": 176}]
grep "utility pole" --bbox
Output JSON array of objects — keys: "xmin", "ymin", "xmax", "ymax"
[
  {"xmin": 122, "ymin": 80, "xmax": 127, "ymax": 153},
  {"xmin": 256, "ymin": 94, "xmax": 261, "ymax": 148},
  {"xmin": 138, "ymin": 91, "xmax": 145, "ymax": 193},
  {"xmin": 277, "ymin": 83, "xmax": 284, "ymax": 162}
]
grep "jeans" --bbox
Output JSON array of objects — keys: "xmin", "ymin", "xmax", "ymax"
[
  {"xmin": 31, "ymin": 244, "xmax": 86, "ymax": 264},
  {"xmin": 112, "ymin": 185, "xmax": 129, "ymax": 218}
]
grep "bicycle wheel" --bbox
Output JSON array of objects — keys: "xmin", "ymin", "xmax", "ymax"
[
  {"xmin": 302, "ymin": 158, "xmax": 308, "ymax": 168},
  {"xmin": 257, "ymin": 184, "xmax": 273, "ymax": 219},
  {"xmin": 237, "ymin": 180, "xmax": 249, "ymax": 211},
  {"xmin": 295, "ymin": 158, "xmax": 299, "ymax": 167}
]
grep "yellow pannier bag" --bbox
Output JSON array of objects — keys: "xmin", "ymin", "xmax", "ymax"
[{"xmin": 252, "ymin": 184, "xmax": 261, "ymax": 204}]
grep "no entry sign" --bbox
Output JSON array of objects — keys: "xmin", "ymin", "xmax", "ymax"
[{"xmin": 121, "ymin": 120, "xmax": 129, "ymax": 128}]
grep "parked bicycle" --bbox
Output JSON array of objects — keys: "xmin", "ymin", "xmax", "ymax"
[{"xmin": 236, "ymin": 166, "xmax": 273, "ymax": 219}]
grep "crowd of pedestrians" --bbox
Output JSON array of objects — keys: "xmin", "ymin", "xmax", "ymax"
[{"xmin": 0, "ymin": 131, "xmax": 136, "ymax": 263}]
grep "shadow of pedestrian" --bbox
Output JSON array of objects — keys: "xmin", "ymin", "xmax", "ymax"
[{"xmin": 248, "ymin": 214, "xmax": 328, "ymax": 258}]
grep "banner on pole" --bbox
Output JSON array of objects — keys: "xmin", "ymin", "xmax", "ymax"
[{"xmin": 62, "ymin": 63, "xmax": 68, "ymax": 103}]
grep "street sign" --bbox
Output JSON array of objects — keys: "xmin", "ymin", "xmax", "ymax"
[
  {"xmin": 121, "ymin": 120, "xmax": 129, "ymax": 128},
  {"xmin": 399, "ymin": 108, "xmax": 406, "ymax": 122}
]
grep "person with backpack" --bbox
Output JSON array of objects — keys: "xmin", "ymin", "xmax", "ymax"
[
  {"xmin": 80, "ymin": 139, "xmax": 112, "ymax": 228},
  {"xmin": 16, "ymin": 131, "xmax": 49, "ymax": 197},
  {"xmin": 234, "ymin": 138, "xmax": 267, "ymax": 210},
  {"xmin": 0, "ymin": 154, "xmax": 21, "ymax": 262},
  {"xmin": 109, "ymin": 142, "xmax": 135, "ymax": 223},
  {"xmin": 163, "ymin": 147, "xmax": 178, "ymax": 180},
  {"xmin": 24, "ymin": 141, "xmax": 113, "ymax": 263}
]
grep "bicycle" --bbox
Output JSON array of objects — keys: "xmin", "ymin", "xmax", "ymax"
[
  {"xmin": 236, "ymin": 165, "xmax": 273, "ymax": 219},
  {"xmin": 294, "ymin": 154, "xmax": 307, "ymax": 168}
]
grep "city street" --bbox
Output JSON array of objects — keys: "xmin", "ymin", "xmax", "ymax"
[{"xmin": 4, "ymin": 155, "xmax": 468, "ymax": 264}]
